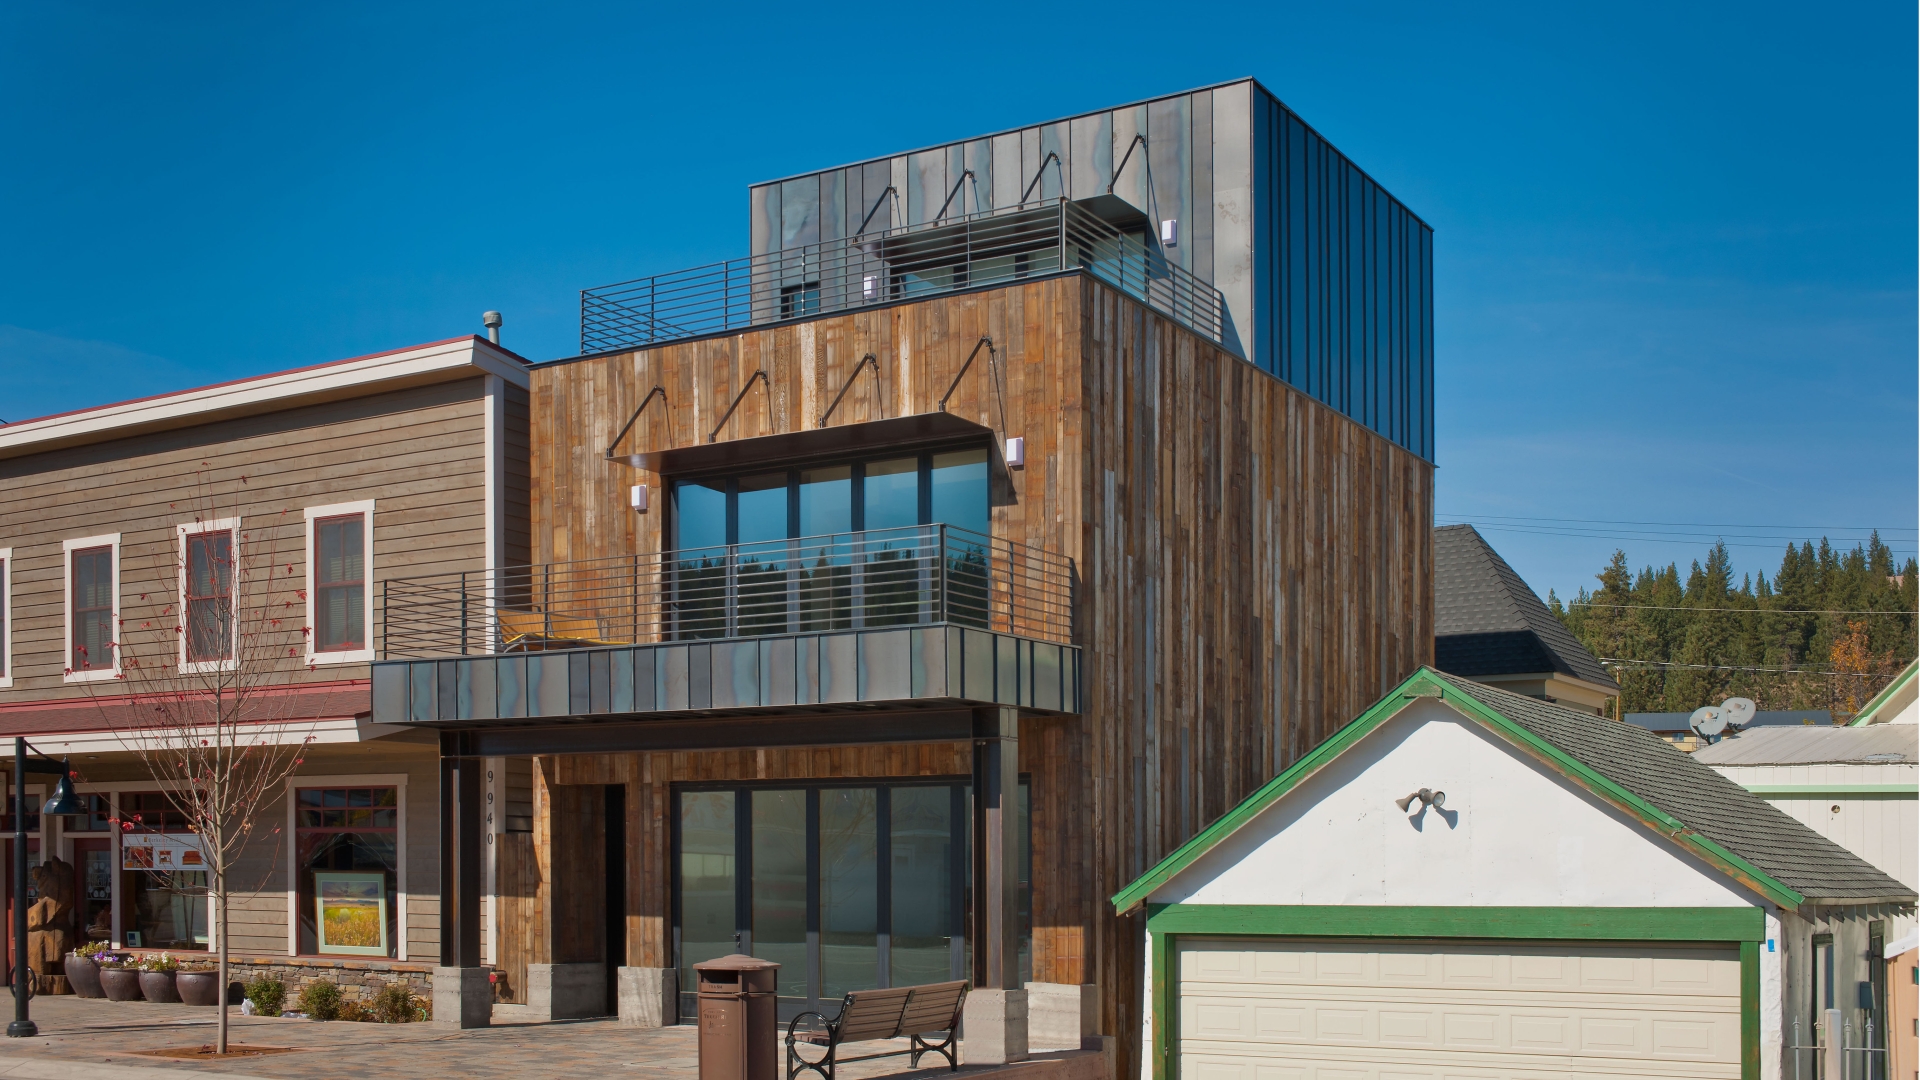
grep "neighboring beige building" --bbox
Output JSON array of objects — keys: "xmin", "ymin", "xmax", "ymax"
[
  {"xmin": 0, "ymin": 335, "xmax": 526, "ymax": 995},
  {"xmin": 1433, "ymin": 524, "xmax": 1620, "ymax": 715},
  {"xmin": 1851, "ymin": 658, "xmax": 1918, "ymax": 726}
]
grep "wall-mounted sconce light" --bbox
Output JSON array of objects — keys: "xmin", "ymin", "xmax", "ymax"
[
  {"xmin": 630, "ymin": 484, "xmax": 649, "ymax": 513},
  {"xmin": 1395, "ymin": 788, "xmax": 1445, "ymax": 813},
  {"xmin": 1161, "ymin": 219, "xmax": 1178, "ymax": 247},
  {"xmin": 1005, "ymin": 436, "xmax": 1025, "ymax": 468}
]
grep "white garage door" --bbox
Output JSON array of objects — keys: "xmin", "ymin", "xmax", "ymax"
[{"xmin": 1177, "ymin": 937, "xmax": 1742, "ymax": 1080}]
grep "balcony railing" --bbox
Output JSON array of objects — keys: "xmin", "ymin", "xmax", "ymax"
[
  {"xmin": 379, "ymin": 525, "xmax": 1075, "ymax": 660},
  {"xmin": 579, "ymin": 197, "xmax": 1225, "ymax": 355}
]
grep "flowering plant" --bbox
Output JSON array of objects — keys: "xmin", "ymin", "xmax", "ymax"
[
  {"xmin": 75, "ymin": 940, "xmax": 115, "ymax": 959},
  {"xmin": 93, "ymin": 952, "xmax": 135, "ymax": 968},
  {"xmin": 137, "ymin": 952, "xmax": 180, "ymax": 973}
]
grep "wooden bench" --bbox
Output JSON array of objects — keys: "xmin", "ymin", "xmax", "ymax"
[{"xmin": 785, "ymin": 979, "xmax": 967, "ymax": 1080}]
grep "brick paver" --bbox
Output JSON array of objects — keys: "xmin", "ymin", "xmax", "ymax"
[{"xmin": 0, "ymin": 996, "xmax": 1093, "ymax": 1080}]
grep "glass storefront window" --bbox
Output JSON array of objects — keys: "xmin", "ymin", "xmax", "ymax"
[
  {"xmin": 295, "ymin": 786, "xmax": 398, "ymax": 957},
  {"xmin": 675, "ymin": 780, "xmax": 1024, "ymax": 1019},
  {"xmin": 119, "ymin": 792, "xmax": 205, "ymax": 950},
  {"xmin": 929, "ymin": 449, "xmax": 989, "ymax": 537}
]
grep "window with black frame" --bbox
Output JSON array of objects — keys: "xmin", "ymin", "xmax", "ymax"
[
  {"xmin": 295, "ymin": 786, "xmax": 399, "ymax": 957},
  {"xmin": 666, "ymin": 448, "xmax": 990, "ymax": 640},
  {"xmin": 671, "ymin": 778, "xmax": 1028, "ymax": 1022}
]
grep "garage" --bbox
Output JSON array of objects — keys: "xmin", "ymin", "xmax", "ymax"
[
  {"xmin": 1177, "ymin": 937, "xmax": 1741, "ymax": 1078},
  {"xmin": 1113, "ymin": 669, "xmax": 1916, "ymax": 1080}
]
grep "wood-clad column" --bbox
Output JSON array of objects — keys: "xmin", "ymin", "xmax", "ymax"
[
  {"xmin": 435, "ymin": 735, "xmax": 490, "ymax": 1027},
  {"xmin": 971, "ymin": 707, "xmax": 1021, "ymax": 990}
]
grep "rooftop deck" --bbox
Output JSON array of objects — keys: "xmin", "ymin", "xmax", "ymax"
[{"xmin": 579, "ymin": 196, "xmax": 1225, "ymax": 355}]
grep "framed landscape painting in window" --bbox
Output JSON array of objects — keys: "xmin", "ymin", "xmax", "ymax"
[{"xmin": 313, "ymin": 871, "xmax": 388, "ymax": 956}]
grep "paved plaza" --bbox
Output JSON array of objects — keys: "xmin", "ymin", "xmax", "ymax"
[{"xmin": 0, "ymin": 996, "xmax": 1102, "ymax": 1080}]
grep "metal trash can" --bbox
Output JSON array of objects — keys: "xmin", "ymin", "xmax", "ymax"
[{"xmin": 694, "ymin": 954, "xmax": 779, "ymax": 1080}]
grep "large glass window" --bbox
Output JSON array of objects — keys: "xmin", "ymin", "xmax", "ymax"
[
  {"xmin": 666, "ymin": 447, "xmax": 995, "ymax": 639},
  {"xmin": 185, "ymin": 530, "xmax": 234, "ymax": 663},
  {"xmin": 70, "ymin": 546, "xmax": 113, "ymax": 672},
  {"xmin": 119, "ymin": 792, "xmax": 206, "ymax": 950},
  {"xmin": 674, "ymin": 779, "xmax": 1026, "ymax": 1021},
  {"xmin": 295, "ymin": 786, "xmax": 398, "ymax": 957},
  {"xmin": 314, "ymin": 516, "xmax": 366, "ymax": 653}
]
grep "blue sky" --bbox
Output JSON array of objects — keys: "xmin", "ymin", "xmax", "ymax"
[{"xmin": 2, "ymin": 2, "xmax": 1913, "ymax": 600}]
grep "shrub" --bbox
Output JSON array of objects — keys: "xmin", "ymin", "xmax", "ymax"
[
  {"xmin": 244, "ymin": 977, "xmax": 286, "ymax": 1017},
  {"xmin": 296, "ymin": 980, "xmax": 343, "ymax": 1021},
  {"xmin": 372, "ymin": 983, "xmax": 423, "ymax": 1024},
  {"xmin": 336, "ymin": 999, "xmax": 370, "ymax": 1023}
]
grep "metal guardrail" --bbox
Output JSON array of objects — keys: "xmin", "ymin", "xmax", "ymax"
[
  {"xmin": 379, "ymin": 525, "xmax": 1075, "ymax": 660},
  {"xmin": 579, "ymin": 198, "xmax": 1224, "ymax": 355}
]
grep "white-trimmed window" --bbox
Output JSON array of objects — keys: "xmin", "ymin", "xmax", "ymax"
[
  {"xmin": 179, "ymin": 518, "xmax": 239, "ymax": 672},
  {"xmin": 64, "ymin": 534, "xmax": 120, "ymax": 682},
  {"xmin": 305, "ymin": 501, "xmax": 374, "ymax": 664},
  {"xmin": 0, "ymin": 547, "xmax": 12, "ymax": 689}
]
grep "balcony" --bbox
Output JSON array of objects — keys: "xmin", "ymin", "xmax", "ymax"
[
  {"xmin": 579, "ymin": 196, "xmax": 1226, "ymax": 355},
  {"xmin": 369, "ymin": 525, "xmax": 1080, "ymax": 728}
]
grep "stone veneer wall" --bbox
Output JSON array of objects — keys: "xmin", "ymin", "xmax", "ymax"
[{"xmin": 212, "ymin": 956, "xmax": 437, "ymax": 1005}]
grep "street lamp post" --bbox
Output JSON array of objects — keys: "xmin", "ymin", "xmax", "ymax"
[{"xmin": 8, "ymin": 737, "xmax": 87, "ymax": 1039}]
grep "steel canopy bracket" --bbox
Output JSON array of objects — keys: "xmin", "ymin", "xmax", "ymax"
[
  {"xmin": 604, "ymin": 385, "xmax": 668, "ymax": 462},
  {"xmin": 708, "ymin": 370, "xmax": 771, "ymax": 443}
]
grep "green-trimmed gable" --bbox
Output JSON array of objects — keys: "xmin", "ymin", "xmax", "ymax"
[{"xmin": 1110, "ymin": 666, "xmax": 1858, "ymax": 915}]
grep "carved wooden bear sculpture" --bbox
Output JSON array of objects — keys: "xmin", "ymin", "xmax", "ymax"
[{"xmin": 27, "ymin": 858, "xmax": 73, "ymax": 994}]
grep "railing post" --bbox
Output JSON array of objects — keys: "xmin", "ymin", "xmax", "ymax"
[
  {"xmin": 380, "ymin": 579, "xmax": 388, "ymax": 660},
  {"xmin": 459, "ymin": 570, "xmax": 469, "ymax": 656},
  {"xmin": 937, "ymin": 524, "xmax": 949, "ymax": 624},
  {"xmin": 725, "ymin": 544, "xmax": 739, "ymax": 638}
]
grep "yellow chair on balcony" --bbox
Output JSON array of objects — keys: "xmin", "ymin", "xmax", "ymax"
[{"xmin": 496, "ymin": 608, "xmax": 629, "ymax": 651}]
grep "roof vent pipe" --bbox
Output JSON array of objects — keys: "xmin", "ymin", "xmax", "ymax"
[{"xmin": 482, "ymin": 310, "xmax": 503, "ymax": 345}]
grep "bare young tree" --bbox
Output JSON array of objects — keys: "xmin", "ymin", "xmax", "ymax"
[{"xmin": 80, "ymin": 470, "xmax": 315, "ymax": 1054}]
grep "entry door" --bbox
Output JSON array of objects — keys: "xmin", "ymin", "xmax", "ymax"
[
  {"xmin": 1176, "ymin": 937, "xmax": 1743, "ymax": 1079},
  {"xmin": 673, "ymin": 782, "xmax": 972, "ymax": 1021},
  {"xmin": 72, "ymin": 840, "xmax": 112, "ymax": 946}
]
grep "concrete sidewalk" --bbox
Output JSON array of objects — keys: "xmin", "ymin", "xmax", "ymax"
[{"xmin": 0, "ymin": 997, "xmax": 1106, "ymax": 1080}]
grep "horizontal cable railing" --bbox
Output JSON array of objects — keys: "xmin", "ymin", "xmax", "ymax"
[
  {"xmin": 580, "ymin": 198, "xmax": 1224, "ymax": 355},
  {"xmin": 379, "ymin": 525, "xmax": 1075, "ymax": 660}
]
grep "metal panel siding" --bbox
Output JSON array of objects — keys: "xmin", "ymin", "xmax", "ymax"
[
  {"xmin": 1036, "ymin": 123, "xmax": 1068, "ymax": 202},
  {"xmin": 768, "ymin": 636, "xmax": 796, "ymax": 706},
  {"xmin": 907, "ymin": 150, "xmax": 942, "ymax": 226},
  {"xmin": 498, "ymin": 655, "xmax": 526, "ymax": 718},
  {"xmin": 861, "ymin": 628, "xmax": 910, "ymax": 701},
  {"xmin": 728, "ymin": 638, "xmax": 759, "ymax": 707},
  {"xmin": 1190, "ymin": 88, "xmax": 1214, "ymax": 297},
  {"xmin": 1068, "ymin": 112, "xmax": 1111, "ymax": 201},
  {"xmin": 796, "ymin": 634, "xmax": 819, "ymax": 704},
  {"xmin": 535, "ymin": 653, "xmax": 570, "ymax": 716},
  {"xmin": 750, "ymin": 184, "xmax": 779, "ymax": 257},
  {"xmin": 634, "ymin": 647, "xmax": 657, "ymax": 711},
  {"xmin": 820, "ymin": 169, "xmax": 846, "ymax": 243},
  {"xmin": 823, "ymin": 632, "xmax": 857, "ymax": 702},
  {"xmin": 1146, "ymin": 96, "xmax": 1190, "ymax": 275},
  {"xmin": 963, "ymin": 138, "xmax": 993, "ymax": 214},
  {"xmin": 1111, "ymin": 104, "xmax": 1149, "ymax": 214},
  {"xmin": 660, "ymin": 645, "xmax": 688, "ymax": 711},
  {"xmin": 466, "ymin": 658, "xmax": 497, "ymax": 720},
  {"xmin": 1210, "ymin": 81, "xmax": 1253, "ymax": 361},
  {"xmin": 962, "ymin": 628, "xmax": 993, "ymax": 702},
  {"xmin": 781, "ymin": 176, "xmax": 821, "ymax": 248},
  {"xmin": 610, "ymin": 647, "xmax": 634, "ymax": 713},
  {"xmin": 409, "ymin": 661, "xmax": 435, "ymax": 722},
  {"xmin": 888, "ymin": 157, "xmax": 909, "ymax": 226},
  {"xmin": 688, "ymin": 643, "xmax": 712, "ymax": 709},
  {"xmin": 990, "ymin": 133, "xmax": 1021, "ymax": 208},
  {"xmin": 372, "ymin": 663, "xmax": 408, "ymax": 723}
]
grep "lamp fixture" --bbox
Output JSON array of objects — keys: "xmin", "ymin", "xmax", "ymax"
[
  {"xmin": 1394, "ymin": 787, "xmax": 1445, "ymax": 813},
  {"xmin": 629, "ymin": 485, "xmax": 649, "ymax": 513},
  {"xmin": 1004, "ymin": 437, "xmax": 1025, "ymax": 468}
]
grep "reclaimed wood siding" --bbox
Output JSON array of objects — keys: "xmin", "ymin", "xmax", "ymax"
[
  {"xmin": 0, "ymin": 380, "xmax": 493, "ymax": 701},
  {"xmin": 1079, "ymin": 279, "xmax": 1433, "ymax": 1070},
  {"xmin": 526, "ymin": 276, "xmax": 1433, "ymax": 1072}
]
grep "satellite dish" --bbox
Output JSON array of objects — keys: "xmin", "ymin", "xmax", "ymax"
[
  {"xmin": 1690, "ymin": 706, "xmax": 1728, "ymax": 738},
  {"xmin": 1720, "ymin": 697, "xmax": 1757, "ymax": 728}
]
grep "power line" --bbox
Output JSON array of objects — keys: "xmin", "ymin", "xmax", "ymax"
[
  {"xmin": 1568, "ymin": 603, "xmax": 1913, "ymax": 616},
  {"xmin": 1598, "ymin": 657, "xmax": 1907, "ymax": 677},
  {"xmin": 1441, "ymin": 513, "xmax": 1917, "ymax": 534},
  {"xmin": 1445, "ymin": 522, "xmax": 1919, "ymax": 555}
]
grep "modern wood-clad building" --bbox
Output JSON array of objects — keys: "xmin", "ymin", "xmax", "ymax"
[
  {"xmin": 0, "ymin": 336, "xmax": 527, "ymax": 994},
  {"xmin": 376, "ymin": 80, "xmax": 1435, "ymax": 1073}
]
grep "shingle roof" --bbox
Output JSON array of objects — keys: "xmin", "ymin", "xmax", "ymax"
[
  {"xmin": 1691, "ymin": 724, "xmax": 1918, "ymax": 766},
  {"xmin": 1435, "ymin": 671, "xmax": 1911, "ymax": 904},
  {"xmin": 1434, "ymin": 524, "xmax": 1618, "ymax": 690}
]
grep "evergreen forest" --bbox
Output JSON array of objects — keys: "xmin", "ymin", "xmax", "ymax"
[{"xmin": 1550, "ymin": 535, "xmax": 1917, "ymax": 720}]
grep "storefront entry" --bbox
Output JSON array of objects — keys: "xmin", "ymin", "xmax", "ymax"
[{"xmin": 673, "ymin": 779, "xmax": 1027, "ymax": 1020}]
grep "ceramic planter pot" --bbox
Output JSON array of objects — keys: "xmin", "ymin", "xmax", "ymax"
[
  {"xmin": 63, "ymin": 955, "xmax": 102, "ymax": 998},
  {"xmin": 175, "ymin": 971, "xmax": 220, "ymax": 1007},
  {"xmin": 138, "ymin": 970, "xmax": 180, "ymax": 1004},
  {"xmin": 99, "ymin": 967, "xmax": 142, "ymax": 1001}
]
